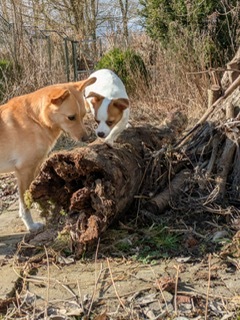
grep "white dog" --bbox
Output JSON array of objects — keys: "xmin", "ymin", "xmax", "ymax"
[{"xmin": 84, "ymin": 69, "xmax": 130, "ymax": 144}]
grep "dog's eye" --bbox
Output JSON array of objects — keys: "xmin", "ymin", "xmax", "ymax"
[
  {"xmin": 95, "ymin": 119, "xmax": 100, "ymax": 124},
  {"xmin": 106, "ymin": 121, "xmax": 113, "ymax": 126},
  {"xmin": 68, "ymin": 115, "xmax": 76, "ymax": 121}
]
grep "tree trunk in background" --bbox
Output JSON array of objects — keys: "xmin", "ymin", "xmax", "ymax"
[
  {"xmin": 119, "ymin": 0, "xmax": 129, "ymax": 46},
  {"xmin": 69, "ymin": 0, "xmax": 86, "ymax": 38},
  {"xmin": 11, "ymin": 0, "xmax": 24, "ymax": 65}
]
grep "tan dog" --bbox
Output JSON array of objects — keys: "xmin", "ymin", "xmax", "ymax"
[{"xmin": 0, "ymin": 77, "xmax": 96, "ymax": 232}]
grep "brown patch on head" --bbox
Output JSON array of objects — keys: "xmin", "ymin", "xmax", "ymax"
[
  {"xmin": 107, "ymin": 101, "xmax": 124, "ymax": 127},
  {"xmin": 112, "ymin": 98, "xmax": 129, "ymax": 110},
  {"xmin": 89, "ymin": 94, "xmax": 104, "ymax": 116}
]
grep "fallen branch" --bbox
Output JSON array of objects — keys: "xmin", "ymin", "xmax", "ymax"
[{"xmin": 144, "ymin": 169, "xmax": 191, "ymax": 214}]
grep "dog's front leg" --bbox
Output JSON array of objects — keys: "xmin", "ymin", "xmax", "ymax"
[{"xmin": 15, "ymin": 168, "xmax": 44, "ymax": 232}]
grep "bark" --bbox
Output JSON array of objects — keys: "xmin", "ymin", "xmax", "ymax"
[
  {"xmin": 144, "ymin": 169, "xmax": 191, "ymax": 214},
  {"xmin": 30, "ymin": 125, "xmax": 176, "ymax": 255},
  {"xmin": 221, "ymin": 46, "xmax": 240, "ymax": 90},
  {"xmin": 207, "ymin": 85, "xmax": 221, "ymax": 109}
]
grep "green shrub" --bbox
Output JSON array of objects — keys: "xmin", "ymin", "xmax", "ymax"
[
  {"xmin": 0, "ymin": 59, "xmax": 13, "ymax": 78},
  {"xmin": 139, "ymin": 0, "xmax": 240, "ymax": 66},
  {"xmin": 96, "ymin": 48, "xmax": 148, "ymax": 94}
]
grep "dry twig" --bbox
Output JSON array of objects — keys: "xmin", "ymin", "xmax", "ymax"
[{"xmin": 107, "ymin": 258, "xmax": 127, "ymax": 311}]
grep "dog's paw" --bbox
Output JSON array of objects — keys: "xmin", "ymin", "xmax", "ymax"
[
  {"xmin": 104, "ymin": 138, "xmax": 114, "ymax": 147},
  {"xmin": 28, "ymin": 222, "xmax": 45, "ymax": 233}
]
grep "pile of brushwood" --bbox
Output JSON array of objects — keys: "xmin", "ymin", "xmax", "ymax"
[{"xmin": 28, "ymin": 48, "xmax": 240, "ymax": 257}]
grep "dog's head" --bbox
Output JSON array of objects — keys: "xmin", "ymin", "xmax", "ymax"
[
  {"xmin": 44, "ymin": 77, "xmax": 96, "ymax": 141},
  {"xmin": 86, "ymin": 92, "xmax": 129, "ymax": 138}
]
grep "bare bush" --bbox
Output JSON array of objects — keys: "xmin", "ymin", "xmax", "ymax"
[
  {"xmin": 0, "ymin": 18, "xmax": 69, "ymax": 101},
  {"xmin": 0, "ymin": 9, "xmax": 217, "ymax": 131},
  {"xmin": 129, "ymin": 32, "xmax": 213, "ymax": 127}
]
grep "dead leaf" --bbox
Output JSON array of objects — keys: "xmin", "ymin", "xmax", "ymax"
[
  {"xmin": 176, "ymin": 295, "xmax": 192, "ymax": 304},
  {"xmin": 154, "ymin": 276, "xmax": 175, "ymax": 293},
  {"xmin": 184, "ymin": 235, "xmax": 199, "ymax": 248},
  {"xmin": 142, "ymin": 306, "xmax": 156, "ymax": 319},
  {"xmin": 230, "ymin": 296, "xmax": 240, "ymax": 306},
  {"xmin": 136, "ymin": 293, "xmax": 158, "ymax": 305},
  {"xmin": 220, "ymin": 231, "xmax": 240, "ymax": 265},
  {"xmin": 93, "ymin": 310, "xmax": 109, "ymax": 320},
  {"xmin": 0, "ymin": 297, "xmax": 17, "ymax": 313},
  {"xmin": 176, "ymin": 256, "xmax": 191, "ymax": 263}
]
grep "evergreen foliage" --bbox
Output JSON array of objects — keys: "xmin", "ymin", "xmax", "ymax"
[{"xmin": 139, "ymin": 0, "xmax": 240, "ymax": 66}]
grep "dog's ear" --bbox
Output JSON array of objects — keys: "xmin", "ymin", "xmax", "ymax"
[
  {"xmin": 113, "ymin": 98, "xmax": 129, "ymax": 110},
  {"xmin": 50, "ymin": 88, "xmax": 70, "ymax": 105},
  {"xmin": 72, "ymin": 77, "xmax": 97, "ymax": 91},
  {"xmin": 86, "ymin": 92, "xmax": 104, "ymax": 105}
]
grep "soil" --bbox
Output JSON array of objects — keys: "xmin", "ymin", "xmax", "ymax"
[{"xmin": 0, "ymin": 175, "xmax": 240, "ymax": 320}]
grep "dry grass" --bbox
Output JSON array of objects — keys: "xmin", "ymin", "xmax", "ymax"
[
  {"xmin": 0, "ymin": 31, "xmax": 212, "ymax": 129},
  {"xmin": 129, "ymin": 33, "xmax": 212, "ymax": 129},
  {"xmin": 0, "ymin": 27, "xmax": 67, "ymax": 103}
]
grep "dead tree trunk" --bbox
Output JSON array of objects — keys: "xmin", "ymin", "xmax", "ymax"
[{"xmin": 29, "ymin": 126, "xmax": 177, "ymax": 255}]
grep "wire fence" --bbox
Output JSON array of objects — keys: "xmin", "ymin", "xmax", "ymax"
[{"xmin": 0, "ymin": 14, "xmax": 102, "ymax": 84}]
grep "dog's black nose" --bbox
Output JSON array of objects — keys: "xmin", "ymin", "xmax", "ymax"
[{"xmin": 97, "ymin": 132, "xmax": 105, "ymax": 138}]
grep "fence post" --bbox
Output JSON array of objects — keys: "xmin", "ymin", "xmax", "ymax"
[
  {"xmin": 72, "ymin": 40, "xmax": 79, "ymax": 81},
  {"xmin": 64, "ymin": 38, "xmax": 70, "ymax": 82},
  {"xmin": 47, "ymin": 35, "xmax": 52, "ymax": 71}
]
